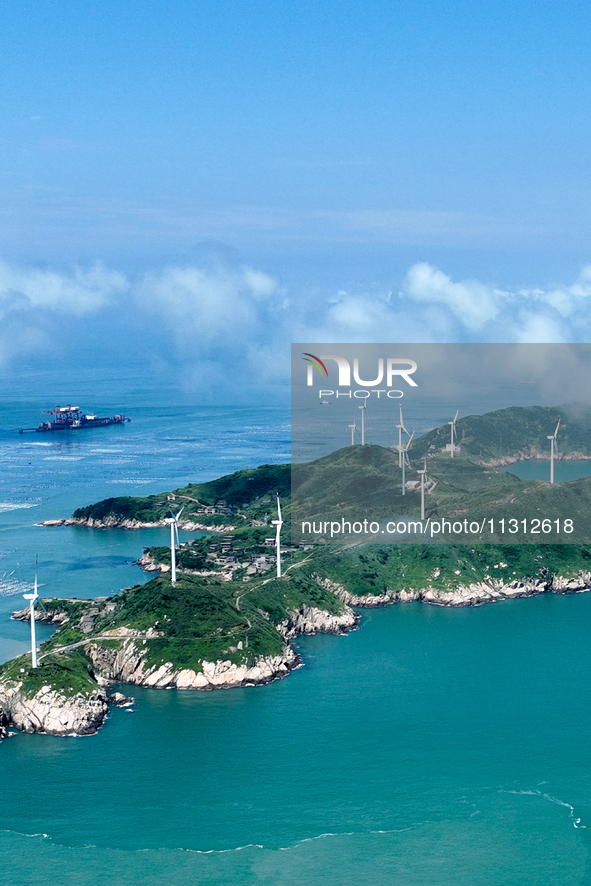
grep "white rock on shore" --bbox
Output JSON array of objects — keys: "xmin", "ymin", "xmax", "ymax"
[
  {"xmin": 39, "ymin": 517, "xmax": 236, "ymax": 531},
  {"xmin": 314, "ymin": 571, "xmax": 591, "ymax": 608},
  {"xmin": 0, "ymin": 679, "xmax": 108, "ymax": 736},
  {"xmin": 11, "ymin": 605, "xmax": 70, "ymax": 625},
  {"xmin": 85, "ymin": 638, "xmax": 301, "ymax": 690},
  {"xmin": 279, "ymin": 603, "xmax": 360, "ymax": 639}
]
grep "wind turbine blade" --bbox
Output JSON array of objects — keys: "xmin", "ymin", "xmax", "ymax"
[
  {"xmin": 276, "ymin": 495, "xmax": 282, "ymax": 523},
  {"xmin": 554, "ymin": 419, "xmax": 561, "ymax": 437},
  {"xmin": 174, "ymin": 524, "xmax": 179, "ymax": 547},
  {"xmin": 453, "ymin": 410, "xmax": 459, "ymax": 422}
]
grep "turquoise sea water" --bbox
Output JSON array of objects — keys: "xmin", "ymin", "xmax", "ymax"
[
  {"xmin": 504, "ymin": 460, "xmax": 591, "ymax": 482},
  {"xmin": 2, "ymin": 373, "xmax": 591, "ymax": 884}
]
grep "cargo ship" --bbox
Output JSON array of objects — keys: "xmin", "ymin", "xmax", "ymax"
[{"xmin": 19, "ymin": 405, "xmax": 131, "ymax": 433}]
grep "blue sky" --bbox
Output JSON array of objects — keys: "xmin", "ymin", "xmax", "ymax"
[{"xmin": 1, "ymin": 1, "xmax": 591, "ymax": 395}]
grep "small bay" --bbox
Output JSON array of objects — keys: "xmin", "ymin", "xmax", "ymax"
[{"xmin": 504, "ymin": 459, "xmax": 591, "ymax": 482}]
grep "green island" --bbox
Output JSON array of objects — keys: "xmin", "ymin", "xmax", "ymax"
[{"xmin": 3, "ymin": 403, "xmax": 591, "ymax": 739}]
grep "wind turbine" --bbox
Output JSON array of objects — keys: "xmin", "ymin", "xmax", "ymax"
[
  {"xmin": 165, "ymin": 507, "xmax": 184, "ymax": 583},
  {"xmin": 22, "ymin": 557, "xmax": 39, "ymax": 668},
  {"xmin": 394, "ymin": 403, "xmax": 413, "ymax": 468},
  {"xmin": 417, "ymin": 459, "xmax": 429, "ymax": 520},
  {"xmin": 271, "ymin": 493, "xmax": 283, "ymax": 578},
  {"xmin": 400, "ymin": 430, "xmax": 415, "ymax": 496},
  {"xmin": 358, "ymin": 400, "xmax": 367, "ymax": 445},
  {"xmin": 448, "ymin": 410, "xmax": 459, "ymax": 457},
  {"xmin": 348, "ymin": 419, "xmax": 356, "ymax": 445},
  {"xmin": 548, "ymin": 418, "xmax": 561, "ymax": 484}
]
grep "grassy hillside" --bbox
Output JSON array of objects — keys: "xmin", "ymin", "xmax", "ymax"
[
  {"xmin": 72, "ymin": 463, "xmax": 290, "ymax": 525},
  {"xmin": 412, "ymin": 404, "xmax": 591, "ymax": 463}
]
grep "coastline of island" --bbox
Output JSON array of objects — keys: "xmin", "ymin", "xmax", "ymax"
[{"xmin": 5, "ymin": 403, "xmax": 591, "ymax": 740}]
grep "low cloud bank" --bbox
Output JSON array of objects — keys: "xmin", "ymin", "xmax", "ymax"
[{"xmin": 2, "ymin": 257, "xmax": 591, "ymax": 393}]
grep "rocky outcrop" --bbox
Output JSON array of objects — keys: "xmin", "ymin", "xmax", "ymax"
[
  {"xmin": 109, "ymin": 691, "xmax": 134, "ymax": 707},
  {"xmin": 39, "ymin": 516, "xmax": 166, "ymax": 529},
  {"xmin": 279, "ymin": 603, "xmax": 360, "ymax": 639},
  {"xmin": 0, "ymin": 679, "xmax": 108, "ymax": 736},
  {"xmin": 40, "ymin": 517, "xmax": 236, "ymax": 531},
  {"xmin": 0, "ymin": 710, "xmax": 9, "ymax": 741},
  {"xmin": 12, "ymin": 605, "xmax": 70, "ymax": 625},
  {"xmin": 85, "ymin": 638, "xmax": 300, "ymax": 690},
  {"xmin": 477, "ymin": 449, "xmax": 591, "ymax": 468},
  {"xmin": 313, "ymin": 571, "xmax": 591, "ymax": 608},
  {"xmin": 137, "ymin": 552, "xmax": 162, "ymax": 572}
]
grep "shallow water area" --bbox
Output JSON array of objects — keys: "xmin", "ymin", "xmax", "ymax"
[
  {"xmin": 3, "ymin": 596, "xmax": 591, "ymax": 884},
  {"xmin": 503, "ymin": 458, "xmax": 591, "ymax": 482}
]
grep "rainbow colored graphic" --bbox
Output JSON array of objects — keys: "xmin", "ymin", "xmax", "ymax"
[{"xmin": 302, "ymin": 353, "xmax": 329, "ymax": 377}]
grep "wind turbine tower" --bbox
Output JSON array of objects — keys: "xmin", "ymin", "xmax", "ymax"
[
  {"xmin": 449, "ymin": 410, "xmax": 459, "ymax": 457},
  {"xmin": 22, "ymin": 558, "xmax": 39, "ymax": 668},
  {"xmin": 348, "ymin": 419, "xmax": 356, "ymax": 445},
  {"xmin": 271, "ymin": 493, "xmax": 284, "ymax": 578},
  {"xmin": 358, "ymin": 400, "xmax": 367, "ymax": 445},
  {"xmin": 166, "ymin": 507, "xmax": 184, "ymax": 584},
  {"xmin": 401, "ymin": 430, "xmax": 415, "ymax": 496},
  {"xmin": 417, "ymin": 459, "xmax": 429, "ymax": 520},
  {"xmin": 395, "ymin": 404, "xmax": 405, "ymax": 468},
  {"xmin": 548, "ymin": 418, "xmax": 561, "ymax": 484}
]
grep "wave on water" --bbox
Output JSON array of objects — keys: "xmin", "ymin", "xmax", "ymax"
[
  {"xmin": 105, "ymin": 478, "xmax": 165, "ymax": 485},
  {"xmin": 0, "ymin": 827, "xmax": 413, "ymax": 856},
  {"xmin": 278, "ymin": 832, "xmax": 355, "ymax": 851},
  {"xmin": 501, "ymin": 788, "xmax": 586, "ymax": 828},
  {"xmin": 42, "ymin": 457, "xmax": 85, "ymax": 462},
  {"xmin": 176, "ymin": 843, "xmax": 264, "ymax": 855},
  {"xmin": 0, "ymin": 829, "xmax": 49, "ymax": 840},
  {"xmin": 0, "ymin": 501, "xmax": 40, "ymax": 512}
]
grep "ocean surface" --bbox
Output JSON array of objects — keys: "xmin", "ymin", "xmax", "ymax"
[{"xmin": 2, "ymin": 369, "xmax": 591, "ymax": 885}]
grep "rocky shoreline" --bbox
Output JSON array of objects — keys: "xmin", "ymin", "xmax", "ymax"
[
  {"xmin": 0, "ymin": 679, "xmax": 110, "ymax": 737},
  {"xmin": 4, "ymin": 566, "xmax": 591, "ymax": 740},
  {"xmin": 313, "ymin": 570, "xmax": 591, "ymax": 608},
  {"xmin": 478, "ymin": 449, "xmax": 591, "ymax": 468},
  {"xmin": 0, "ymin": 600, "xmax": 358, "ymax": 738},
  {"xmin": 86, "ymin": 639, "xmax": 302, "ymax": 690},
  {"xmin": 39, "ymin": 516, "xmax": 235, "ymax": 531}
]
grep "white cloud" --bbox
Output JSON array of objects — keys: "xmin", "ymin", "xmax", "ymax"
[
  {"xmin": 135, "ymin": 265, "xmax": 280, "ymax": 347},
  {"xmin": 1, "ymin": 256, "xmax": 591, "ymax": 393},
  {"xmin": 0, "ymin": 260, "xmax": 129, "ymax": 368},
  {"xmin": 403, "ymin": 262, "xmax": 501, "ymax": 332},
  {"xmin": 0, "ymin": 260, "xmax": 128, "ymax": 316}
]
